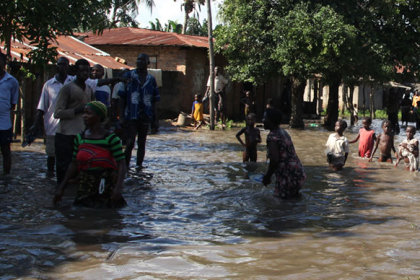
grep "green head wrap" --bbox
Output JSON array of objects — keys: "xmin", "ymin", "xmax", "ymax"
[{"xmin": 86, "ymin": 101, "xmax": 107, "ymax": 121}]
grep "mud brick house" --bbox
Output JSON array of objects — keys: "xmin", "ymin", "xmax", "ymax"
[{"xmin": 80, "ymin": 27, "xmax": 248, "ymax": 120}]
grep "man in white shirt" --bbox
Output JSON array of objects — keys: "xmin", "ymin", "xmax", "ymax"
[{"xmin": 203, "ymin": 66, "xmax": 228, "ymax": 127}]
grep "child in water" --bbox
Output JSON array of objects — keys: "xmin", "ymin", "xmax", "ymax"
[
  {"xmin": 353, "ymin": 104, "xmax": 358, "ymax": 123},
  {"xmin": 191, "ymin": 94, "xmax": 204, "ymax": 130},
  {"xmin": 349, "ymin": 116, "xmax": 376, "ymax": 158},
  {"xmin": 369, "ymin": 120, "xmax": 397, "ymax": 163},
  {"xmin": 236, "ymin": 113, "xmax": 262, "ymax": 163},
  {"xmin": 325, "ymin": 120, "xmax": 349, "ymax": 171},
  {"xmin": 395, "ymin": 125, "xmax": 419, "ymax": 171}
]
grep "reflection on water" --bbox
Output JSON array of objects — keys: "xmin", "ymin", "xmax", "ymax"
[{"xmin": 2, "ymin": 119, "xmax": 420, "ymax": 279}]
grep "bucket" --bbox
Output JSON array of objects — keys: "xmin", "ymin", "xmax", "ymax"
[{"xmin": 177, "ymin": 112, "xmax": 187, "ymax": 126}]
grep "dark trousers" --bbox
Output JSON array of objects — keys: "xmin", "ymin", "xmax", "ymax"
[
  {"xmin": 124, "ymin": 120, "xmax": 149, "ymax": 168},
  {"xmin": 55, "ymin": 133, "xmax": 76, "ymax": 184},
  {"xmin": 388, "ymin": 112, "xmax": 400, "ymax": 135}
]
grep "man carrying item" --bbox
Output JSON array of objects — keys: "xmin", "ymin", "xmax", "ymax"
[
  {"xmin": 0, "ymin": 52, "xmax": 19, "ymax": 175},
  {"xmin": 118, "ymin": 53, "xmax": 160, "ymax": 169}
]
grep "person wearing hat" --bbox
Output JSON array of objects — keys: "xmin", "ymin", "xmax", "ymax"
[{"xmin": 53, "ymin": 101, "xmax": 127, "ymax": 208}]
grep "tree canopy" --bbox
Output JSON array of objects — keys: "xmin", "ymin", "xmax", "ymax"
[
  {"xmin": 0, "ymin": 0, "xmax": 156, "ymax": 65},
  {"xmin": 215, "ymin": 0, "xmax": 420, "ymax": 126},
  {"xmin": 108, "ymin": 0, "xmax": 155, "ymax": 28}
]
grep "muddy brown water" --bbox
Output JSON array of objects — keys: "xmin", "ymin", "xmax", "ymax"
[{"xmin": 1, "ymin": 120, "xmax": 420, "ymax": 279}]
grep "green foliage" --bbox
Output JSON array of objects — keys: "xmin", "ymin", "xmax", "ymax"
[
  {"xmin": 217, "ymin": 118, "xmax": 234, "ymax": 129},
  {"xmin": 217, "ymin": 0, "xmax": 420, "ymax": 85},
  {"xmin": 185, "ymin": 18, "xmax": 208, "ymax": 36},
  {"xmin": 0, "ymin": 0, "xmax": 112, "ymax": 65},
  {"xmin": 19, "ymin": 66, "xmax": 36, "ymax": 81},
  {"xmin": 214, "ymin": 0, "xmax": 283, "ymax": 84},
  {"xmin": 108, "ymin": 0, "xmax": 155, "ymax": 28},
  {"xmin": 149, "ymin": 19, "xmax": 183, "ymax": 33},
  {"xmin": 174, "ymin": 0, "xmax": 206, "ymax": 34},
  {"xmin": 272, "ymin": 4, "xmax": 357, "ymax": 83}
]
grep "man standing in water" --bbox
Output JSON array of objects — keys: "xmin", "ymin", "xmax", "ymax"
[
  {"xmin": 203, "ymin": 66, "xmax": 228, "ymax": 127},
  {"xmin": 0, "ymin": 52, "xmax": 19, "ymax": 175},
  {"xmin": 54, "ymin": 59, "xmax": 95, "ymax": 184},
  {"xmin": 30, "ymin": 57, "xmax": 73, "ymax": 176},
  {"xmin": 118, "ymin": 53, "xmax": 160, "ymax": 169}
]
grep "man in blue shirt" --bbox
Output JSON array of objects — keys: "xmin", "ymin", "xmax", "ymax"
[
  {"xmin": 118, "ymin": 53, "xmax": 160, "ymax": 169},
  {"xmin": 0, "ymin": 52, "xmax": 19, "ymax": 174}
]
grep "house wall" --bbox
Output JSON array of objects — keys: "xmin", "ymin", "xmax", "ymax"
[
  {"xmin": 90, "ymin": 45, "xmax": 189, "ymax": 73},
  {"xmin": 303, "ymin": 79, "xmax": 385, "ymax": 112}
]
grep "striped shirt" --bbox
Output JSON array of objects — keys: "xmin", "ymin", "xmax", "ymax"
[{"xmin": 73, "ymin": 132, "xmax": 124, "ymax": 163}]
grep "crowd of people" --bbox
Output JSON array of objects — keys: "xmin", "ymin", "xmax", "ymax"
[
  {"xmin": 4, "ymin": 49, "xmax": 420, "ymax": 206},
  {"xmin": 0, "ymin": 52, "xmax": 160, "ymax": 208}
]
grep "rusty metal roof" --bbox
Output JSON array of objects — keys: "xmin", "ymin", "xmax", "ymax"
[
  {"xmin": 82, "ymin": 27, "xmax": 209, "ymax": 48},
  {"xmin": 1, "ymin": 35, "xmax": 133, "ymax": 69}
]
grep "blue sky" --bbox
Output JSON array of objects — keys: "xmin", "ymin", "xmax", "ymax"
[{"xmin": 135, "ymin": 0, "xmax": 223, "ymax": 29}]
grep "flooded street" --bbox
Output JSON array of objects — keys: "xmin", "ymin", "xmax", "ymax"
[{"xmin": 2, "ymin": 119, "xmax": 420, "ymax": 279}]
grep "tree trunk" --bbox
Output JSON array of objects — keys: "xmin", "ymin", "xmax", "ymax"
[
  {"xmin": 369, "ymin": 84, "xmax": 375, "ymax": 119},
  {"xmin": 349, "ymin": 85, "xmax": 354, "ymax": 126},
  {"xmin": 324, "ymin": 76, "xmax": 341, "ymax": 129},
  {"xmin": 341, "ymin": 84, "xmax": 347, "ymax": 115},
  {"xmin": 206, "ymin": 0, "xmax": 215, "ymax": 130},
  {"xmin": 182, "ymin": 9, "xmax": 189, "ymax": 34},
  {"xmin": 362, "ymin": 84, "xmax": 366, "ymax": 117},
  {"xmin": 289, "ymin": 77, "xmax": 305, "ymax": 129}
]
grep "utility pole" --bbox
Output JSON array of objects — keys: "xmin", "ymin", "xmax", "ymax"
[{"xmin": 206, "ymin": 0, "xmax": 215, "ymax": 130}]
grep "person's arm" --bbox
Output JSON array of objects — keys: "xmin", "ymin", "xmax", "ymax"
[
  {"xmin": 236, "ymin": 128, "xmax": 246, "ymax": 147},
  {"xmin": 348, "ymin": 133, "xmax": 360, "ymax": 144},
  {"xmin": 53, "ymin": 160, "xmax": 79, "ymax": 206},
  {"xmin": 257, "ymin": 129, "xmax": 262, "ymax": 143},
  {"xmin": 191, "ymin": 102, "xmax": 195, "ymax": 117},
  {"xmin": 369, "ymin": 134, "xmax": 381, "ymax": 162},
  {"xmin": 202, "ymin": 87, "xmax": 210, "ymax": 103},
  {"xmin": 29, "ymin": 109, "xmax": 45, "ymax": 134},
  {"xmin": 344, "ymin": 153, "xmax": 348, "ymax": 165},
  {"xmin": 54, "ymin": 86, "xmax": 83, "ymax": 119},
  {"xmin": 413, "ymin": 140, "xmax": 419, "ymax": 158},
  {"xmin": 98, "ymin": 77, "xmax": 128, "ymax": 87},
  {"xmin": 391, "ymin": 135, "xmax": 397, "ymax": 156},
  {"xmin": 263, "ymin": 140, "xmax": 279, "ymax": 186},
  {"xmin": 112, "ymin": 159, "xmax": 127, "ymax": 201}
]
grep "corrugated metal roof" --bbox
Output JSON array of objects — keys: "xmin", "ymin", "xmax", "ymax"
[
  {"xmin": 1, "ymin": 35, "xmax": 133, "ymax": 69},
  {"xmin": 82, "ymin": 27, "xmax": 209, "ymax": 48}
]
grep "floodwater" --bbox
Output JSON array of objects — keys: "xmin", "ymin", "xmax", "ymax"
[{"xmin": 2, "ymin": 119, "xmax": 420, "ymax": 279}]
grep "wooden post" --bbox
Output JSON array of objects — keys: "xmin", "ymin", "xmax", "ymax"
[{"xmin": 206, "ymin": 0, "xmax": 215, "ymax": 130}]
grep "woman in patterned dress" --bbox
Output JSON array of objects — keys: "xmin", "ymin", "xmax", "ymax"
[{"xmin": 262, "ymin": 108, "xmax": 306, "ymax": 198}]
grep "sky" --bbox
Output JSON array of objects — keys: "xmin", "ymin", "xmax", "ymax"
[{"xmin": 135, "ymin": 0, "xmax": 223, "ymax": 29}]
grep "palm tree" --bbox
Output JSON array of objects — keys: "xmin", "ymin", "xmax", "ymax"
[
  {"xmin": 175, "ymin": 0, "xmax": 205, "ymax": 34},
  {"xmin": 109, "ymin": 0, "xmax": 155, "ymax": 27},
  {"xmin": 149, "ymin": 19, "xmax": 183, "ymax": 34}
]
